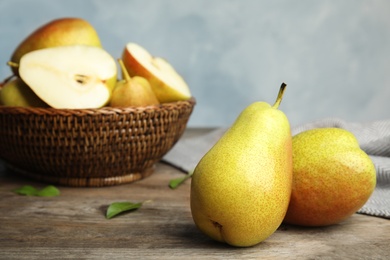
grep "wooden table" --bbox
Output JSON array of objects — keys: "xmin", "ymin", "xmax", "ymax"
[{"xmin": 0, "ymin": 129, "xmax": 389, "ymax": 259}]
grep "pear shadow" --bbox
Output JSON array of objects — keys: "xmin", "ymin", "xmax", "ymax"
[
  {"xmin": 166, "ymin": 221, "xmax": 275, "ymax": 251},
  {"xmin": 167, "ymin": 222, "xmax": 236, "ymax": 249}
]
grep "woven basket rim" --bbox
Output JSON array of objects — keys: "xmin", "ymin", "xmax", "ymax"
[{"xmin": 0, "ymin": 97, "xmax": 196, "ymax": 116}]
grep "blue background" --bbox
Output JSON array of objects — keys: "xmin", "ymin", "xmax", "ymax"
[{"xmin": 1, "ymin": 0, "xmax": 389, "ymax": 128}]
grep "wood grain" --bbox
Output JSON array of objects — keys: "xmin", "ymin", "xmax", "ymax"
[{"xmin": 0, "ymin": 129, "xmax": 389, "ymax": 259}]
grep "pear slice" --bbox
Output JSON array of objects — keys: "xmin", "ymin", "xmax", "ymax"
[
  {"xmin": 122, "ymin": 43, "xmax": 191, "ymax": 103},
  {"xmin": 18, "ymin": 45, "xmax": 117, "ymax": 109}
]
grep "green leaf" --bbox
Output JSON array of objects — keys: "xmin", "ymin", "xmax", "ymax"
[
  {"xmin": 13, "ymin": 185, "xmax": 60, "ymax": 197},
  {"xmin": 106, "ymin": 201, "xmax": 143, "ymax": 219},
  {"xmin": 14, "ymin": 185, "xmax": 38, "ymax": 196},
  {"xmin": 169, "ymin": 169, "xmax": 194, "ymax": 189},
  {"xmin": 36, "ymin": 185, "xmax": 60, "ymax": 197}
]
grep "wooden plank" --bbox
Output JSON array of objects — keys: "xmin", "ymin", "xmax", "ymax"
[{"xmin": 0, "ymin": 129, "xmax": 389, "ymax": 259}]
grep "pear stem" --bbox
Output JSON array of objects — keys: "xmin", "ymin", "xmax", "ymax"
[
  {"xmin": 118, "ymin": 59, "xmax": 131, "ymax": 82},
  {"xmin": 272, "ymin": 82, "xmax": 287, "ymax": 109},
  {"xmin": 7, "ymin": 61, "xmax": 19, "ymax": 68}
]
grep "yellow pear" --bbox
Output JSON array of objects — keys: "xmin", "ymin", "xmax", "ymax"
[
  {"xmin": 9, "ymin": 17, "xmax": 101, "ymax": 76},
  {"xmin": 0, "ymin": 77, "xmax": 48, "ymax": 107},
  {"xmin": 190, "ymin": 83, "xmax": 292, "ymax": 247},
  {"xmin": 110, "ymin": 59, "xmax": 159, "ymax": 107},
  {"xmin": 284, "ymin": 128, "xmax": 376, "ymax": 226}
]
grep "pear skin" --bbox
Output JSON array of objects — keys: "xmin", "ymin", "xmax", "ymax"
[
  {"xmin": 110, "ymin": 59, "xmax": 159, "ymax": 107},
  {"xmin": 190, "ymin": 83, "xmax": 292, "ymax": 247},
  {"xmin": 10, "ymin": 17, "xmax": 101, "ymax": 76},
  {"xmin": 0, "ymin": 77, "xmax": 48, "ymax": 107},
  {"xmin": 283, "ymin": 128, "xmax": 376, "ymax": 227}
]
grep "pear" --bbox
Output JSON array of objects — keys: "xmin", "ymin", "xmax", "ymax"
[
  {"xmin": 18, "ymin": 45, "xmax": 117, "ymax": 109},
  {"xmin": 109, "ymin": 59, "xmax": 159, "ymax": 107},
  {"xmin": 0, "ymin": 77, "xmax": 48, "ymax": 107},
  {"xmin": 9, "ymin": 17, "xmax": 101, "ymax": 76},
  {"xmin": 190, "ymin": 83, "xmax": 292, "ymax": 247},
  {"xmin": 283, "ymin": 128, "xmax": 376, "ymax": 227},
  {"xmin": 122, "ymin": 43, "xmax": 191, "ymax": 103}
]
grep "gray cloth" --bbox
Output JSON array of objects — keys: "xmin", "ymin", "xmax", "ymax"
[{"xmin": 162, "ymin": 118, "xmax": 390, "ymax": 219}]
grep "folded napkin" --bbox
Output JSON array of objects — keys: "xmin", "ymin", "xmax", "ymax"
[{"xmin": 162, "ymin": 118, "xmax": 390, "ymax": 219}]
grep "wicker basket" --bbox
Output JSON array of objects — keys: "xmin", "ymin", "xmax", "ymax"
[{"xmin": 0, "ymin": 98, "xmax": 195, "ymax": 187}]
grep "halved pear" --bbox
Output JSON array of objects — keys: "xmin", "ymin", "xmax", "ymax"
[
  {"xmin": 10, "ymin": 17, "xmax": 102, "ymax": 76},
  {"xmin": 18, "ymin": 45, "xmax": 117, "ymax": 109},
  {"xmin": 122, "ymin": 43, "xmax": 191, "ymax": 103}
]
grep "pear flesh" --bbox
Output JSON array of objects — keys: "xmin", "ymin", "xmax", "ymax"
[
  {"xmin": 190, "ymin": 84, "xmax": 292, "ymax": 247},
  {"xmin": 110, "ymin": 59, "xmax": 159, "ymax": 107},
  {"xmin": 18, "ymin": 45, "xmax": 117, "ymax": 109}
]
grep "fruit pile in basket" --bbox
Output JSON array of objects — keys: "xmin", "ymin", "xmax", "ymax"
[
  {"xmin": 0, "ymin": 17, "xmax": 195, "ymax": 187},
  {"xmin": 0, "ymin": 17, "xmax": 192, "ymax": 108}
]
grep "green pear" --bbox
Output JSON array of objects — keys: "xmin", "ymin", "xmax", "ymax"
[
  {"xmin": 283, "ymin": 128, "xmax": 376, "ymax": 227},
  {"xmin": 109, "ymin": 59, "xmax": 159, "ymax": 107},
  {"xmin": 190, "ymin": 83, "xmax": 292, "ymax": 247},
  {"xmin": 0, "ymin": 77, "xmax": 48, "ymax": 107},
  {"xmin": 9, "ymin": 17, "xmax": 101, "ymax": 76}
]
